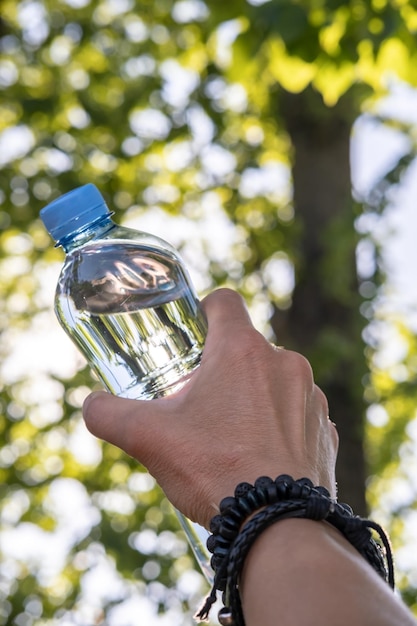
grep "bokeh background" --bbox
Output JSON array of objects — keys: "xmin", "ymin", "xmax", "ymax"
[{"xmin": 1, "ymin": 0, "xmax": 417, "ymax": 624}]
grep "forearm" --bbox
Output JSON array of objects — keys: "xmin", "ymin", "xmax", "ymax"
[{"xmin": 240, "ymin": 518, "xmax": 416, "ymax": 626}]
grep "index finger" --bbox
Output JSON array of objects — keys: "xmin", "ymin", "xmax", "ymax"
[{"xmin": 201, "ymin": 288, "xmax": 254, "ymax": 342}]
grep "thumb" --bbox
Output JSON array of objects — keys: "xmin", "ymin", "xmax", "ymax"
[{"xmin": 82, "ymin": 390, "xmax": 168, "ymax": 462}]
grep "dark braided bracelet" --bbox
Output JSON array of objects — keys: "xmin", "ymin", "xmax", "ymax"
[{"xmin": 195, "ymin": 475, "xmax": 394, "ymax": 626}]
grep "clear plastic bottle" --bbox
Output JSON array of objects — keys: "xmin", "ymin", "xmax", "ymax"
[{"xmin": 40, "ymin": 183, "xmax": 213, "ymax": 582}]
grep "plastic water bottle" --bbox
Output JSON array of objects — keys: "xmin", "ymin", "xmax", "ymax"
[{"xmin": 40, "ymin": 183, "xmax": 213, "ymax": 582}]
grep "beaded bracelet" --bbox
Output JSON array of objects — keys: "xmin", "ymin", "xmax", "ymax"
[{"xmin": 195, "ymin": 475, "xmax": 394, "ymax": 626}]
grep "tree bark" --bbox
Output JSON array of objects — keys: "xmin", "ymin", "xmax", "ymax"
[{"xmin": 272, "ymin": 88, "xmax": 368, "ymax": 515}]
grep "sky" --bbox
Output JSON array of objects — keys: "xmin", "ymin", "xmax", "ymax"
[{"xmin": 352, "ymin": 80, "xmax": 417, "ymax": 331}]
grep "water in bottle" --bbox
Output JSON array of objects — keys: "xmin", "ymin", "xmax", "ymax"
[
  {"xmin": 40, "ymin": 183, "xmax": 213, "ymax": 582},
  {"xmin": 55, "ymin": 240, "xmax": 207, "ymax": 400}
]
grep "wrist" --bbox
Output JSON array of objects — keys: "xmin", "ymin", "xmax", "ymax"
[
  {"xmin": 196, "ymin": 474, "xmax": 393, "ymax": 626},
  {"xmin": 202, "ymin": 466, "xmax": 333, "ymax": 529},
  {"xmin": 242, "ymin": 516, "xmax": 360, "ymax": 579}
]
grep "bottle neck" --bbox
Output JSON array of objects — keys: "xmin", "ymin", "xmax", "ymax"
[{"xmin": 58, "ymin": 215, "xmax": 115, "ymax": 252}]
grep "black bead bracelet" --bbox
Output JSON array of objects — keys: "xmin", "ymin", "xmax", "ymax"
[{"xmin": 195, "ymin": 475, "xmax": 394, "ymax": 626}]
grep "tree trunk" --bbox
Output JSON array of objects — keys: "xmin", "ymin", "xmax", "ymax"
[{"xmin": 272, "ymin": 88, "xmax": 368, "ymax": 515}]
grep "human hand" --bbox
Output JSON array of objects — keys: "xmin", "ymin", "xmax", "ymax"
[{"xmin": 82, "ymin": 288, "xmax": 338, "ymax": 528}]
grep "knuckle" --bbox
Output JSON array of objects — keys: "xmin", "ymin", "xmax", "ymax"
[
  {"xmin": 330, "ymin": 422, "xmax": 339, "ymax": 451},
  {"xmin": 225, "ymin": 326, "xmax": 268, "ymax": 364},
  {"xmin": 282, "ymin": 350, "xmax": 315, "ymax": 385},
  {"xmin": 204, "ymin": 287, "xmax": 245, "ymax": 310},
  {"xmin": 216, "ymin": 287, "xmax": 245, "ymax": 304},
  {"xmin": 315, "ymin": 385, "xmax": 329, "ymax": 416}
]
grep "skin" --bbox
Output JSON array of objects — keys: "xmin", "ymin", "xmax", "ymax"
[{"xmin": 82, "ymin": 288, "xmax": 417, "ymax": 626}]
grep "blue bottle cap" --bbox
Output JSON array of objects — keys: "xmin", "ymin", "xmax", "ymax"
[{"xmin": 40, "ymin": 184, "xmax": 112, "ymax": 242}]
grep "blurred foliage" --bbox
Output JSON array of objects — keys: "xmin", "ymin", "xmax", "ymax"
[{"xmin": 1, "ymin": 0, "xmax": 417, "ymax": 623}]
